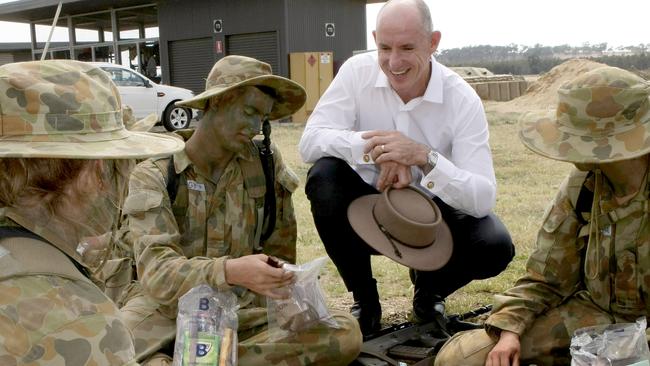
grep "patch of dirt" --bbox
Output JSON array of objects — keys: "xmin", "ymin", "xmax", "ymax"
[{"xmin": 485, "ymin": 58, "xmax": 608, "ymax": 117}]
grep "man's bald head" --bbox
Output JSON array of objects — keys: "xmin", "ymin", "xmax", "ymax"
[{"xmin": 377, "ymin": 0, "xmax": 433, "ymax": 36}]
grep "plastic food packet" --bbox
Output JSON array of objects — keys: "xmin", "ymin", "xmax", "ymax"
[
  {"xmin": 267, "ymin": 256, "xmax": 339, "ymax": 341},
  {"xmin": 173, "ymin": 284, "xmax": 239, "ymax": 366},
  {"xmin": 570, "ymin": 317, "xmax": 650, "ymax": 366}
]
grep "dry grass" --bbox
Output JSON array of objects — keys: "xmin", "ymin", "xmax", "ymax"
[{"xmin": 271, "ymin": 108, "xmax": 572, "ymax": 325}]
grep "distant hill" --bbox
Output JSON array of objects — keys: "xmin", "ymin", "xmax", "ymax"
[{"xmin": 437, "ymin": 43, "xmax": 650, "ymax": 75}]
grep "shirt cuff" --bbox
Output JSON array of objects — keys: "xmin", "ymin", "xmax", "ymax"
[
  {"xmin": 212, "ymin": 256, "xmax": 233, "ymax": 291},
  {"xmin": 350, "ymin": 132, "xmax": 374, "ymax": 165},
  {"xmin": 419, "ymin": 153, "xmax": 452, "ymax": 192},
  {"xmin": 484, "ymin": 313, "xmax": 528, "ymax": 339}
]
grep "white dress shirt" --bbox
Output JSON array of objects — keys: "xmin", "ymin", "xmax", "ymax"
[{"xmin": 298, "ymin": 52, "xmax": 496, "ymax": 218}]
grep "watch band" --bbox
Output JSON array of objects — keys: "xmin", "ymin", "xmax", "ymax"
[{"xmin": 427, "ymin": 149, "xmax": 439, "ymax": 171}]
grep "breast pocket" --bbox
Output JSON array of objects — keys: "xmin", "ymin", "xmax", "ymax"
[{"xmin": 614, "ymin": 249, "xmax": 643, "ymax": 313}]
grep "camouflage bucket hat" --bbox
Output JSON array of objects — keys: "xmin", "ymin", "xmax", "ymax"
[
  {"xmin": 519, "ymin": 66, "xmax": 650, "ymax": 163},
  {"xmin": 0, "ymin": 60, "xmax": 184, "ymax": 159},
  {"xmin": 176, "ymin": 55, "xmax": 306, "ymax": 120}
]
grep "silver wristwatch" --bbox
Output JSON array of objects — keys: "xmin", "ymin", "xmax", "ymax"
[{"xmin": 427, "ymin": 149, "xmax": 439, "ymax": 171}]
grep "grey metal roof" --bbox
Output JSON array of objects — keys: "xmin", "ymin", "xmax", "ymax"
[{"xmin": 0, "ymin": 0, "xmax": 155, "ymax": 23}]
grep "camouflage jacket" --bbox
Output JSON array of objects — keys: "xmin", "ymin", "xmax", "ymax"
[
  {"xmin": 123, "ymin": 140, "xmax": 299, "ymax": 319},
  {"xmin": 0, "ymin": 209, "xmax": 137, "ymax": 365},
  {"xmin": 487, "ymin": 166, "xmax": 650, "ymax": 338}
]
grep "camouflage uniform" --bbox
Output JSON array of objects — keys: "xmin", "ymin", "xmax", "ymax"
[
  {"xmin": 436, "ymin": 67, "xmax": 650, "ymax": 365},
  {"xmin": 0, "ymin": 210, "xmax": 138, "ymax": 366},
  {"xmin": 121, "ymin": 55, "xmax": 362, "ymax": 366},
  {"xmin": 0, "ymin": 60, "xmax": 182, "ymax": 365}
]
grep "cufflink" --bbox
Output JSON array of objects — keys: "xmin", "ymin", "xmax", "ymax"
[
  {"xmin": 426, "ymin": 181, "xmax": 434, "ymax": 189},
  {"xmin": 363, "ymin": 154, "xmax": 370, "ymax": 162}
]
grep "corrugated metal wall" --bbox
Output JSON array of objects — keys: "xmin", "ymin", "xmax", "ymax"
[
  {"xmin": 285, "ymin": 0, "xmax": 367, "ymax": 72},
  {"xmin": 158, "ymin": 0, "xmax": 367, "ymax": 84}
]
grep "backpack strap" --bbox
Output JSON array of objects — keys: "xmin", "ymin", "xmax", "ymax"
[
  {"xmin": 166, "ymin": 155, "xmax": 180, "ymax": 204},
  {"xmin": 253, "ymin": 138, "xmax": 276, "ymax": 242},
  {"xmin": 573, "ymin": 171, "xmax": 594, "ymax": 226}
]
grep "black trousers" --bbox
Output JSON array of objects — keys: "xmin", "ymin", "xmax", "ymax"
[{"xmin": 305, "ymin": 157, "xmax": 515, "ymax": 299}]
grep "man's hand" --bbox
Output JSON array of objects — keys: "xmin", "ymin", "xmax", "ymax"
[
  {"xmin": 485, "ymin": 330, "xmax": 521, "ymax": 366},
  {"xmin": 224, "ymin": 254, "xmax": 295, "ymax": 299},
  {"xmin": 363, "ymin": 130, "xmax": 430, "ymax": 167},
  {"xmin": 376, "ymin": 161, "xmax": 412, "ymax": 191}
]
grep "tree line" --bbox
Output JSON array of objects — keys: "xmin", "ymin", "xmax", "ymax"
[{"xmin": 437, "ymin": 44, "xmax": 650, "ymax": 75}]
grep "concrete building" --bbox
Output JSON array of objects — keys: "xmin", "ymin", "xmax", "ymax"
[{"xmin": 0, "ymin": 0, "xmax": 379, "ymax": 93}]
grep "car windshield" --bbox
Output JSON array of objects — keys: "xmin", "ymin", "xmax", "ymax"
[{"xmin": 102, "ymin": 67, "xmax": 148, "ymax": 87}]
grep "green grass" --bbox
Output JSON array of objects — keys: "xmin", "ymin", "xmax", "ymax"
[{"xmin": 271, "ymin": 112, "xmax": 572, "ymax": 323}]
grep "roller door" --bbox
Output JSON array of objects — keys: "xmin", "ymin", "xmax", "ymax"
[
  {"xmin": 169, "ymin": 37, "xmax": 213, "ymax": 94},
  {"xmin": 226, "ymin": 31, "xmax": 279, "ymax": 75}
]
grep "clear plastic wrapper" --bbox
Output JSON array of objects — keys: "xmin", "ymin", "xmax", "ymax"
[
  {"xmin": 570, "ymin": 317, "xmax": 650, "ymax": 366},
  {"xmin": 173, "ymin": 285, "xmax": 239, "ymax": 366},
  {"xmin": 267, "ymin": 256, "xmax": 339, "ymax": 341}
]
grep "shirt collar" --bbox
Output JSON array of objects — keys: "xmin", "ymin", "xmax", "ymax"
[
  {"xmin": 374, "ymin": 55, "xmax": 443, "ymax": 104},
  {"xmin": 175, "ymin": 140, "xmax": 258, "ymax": 175}
]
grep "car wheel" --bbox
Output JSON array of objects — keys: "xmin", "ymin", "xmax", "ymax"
[{"xmin": 163, "ymin": 104, "xmax": 191, "ymax": 131}]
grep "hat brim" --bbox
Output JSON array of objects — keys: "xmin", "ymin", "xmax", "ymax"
[
  {"xmin": 0, "ymin": 128, "xmax": 184, "ymax": 159},
  {"xmin": 348, "ymin": 194, "xmax": 453, "ymax": 271},
  {"xmin": 176, "ymin": 74, "xmax": 306, "ymax": 120},
  {"xmin": 519, "ymin": 104, "xmax": 650, "ymax": 163}
]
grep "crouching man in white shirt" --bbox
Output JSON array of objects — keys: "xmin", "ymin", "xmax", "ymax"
[{"xmin": 298, "ymin": 0, "xmax": 514, "ymax": 337}]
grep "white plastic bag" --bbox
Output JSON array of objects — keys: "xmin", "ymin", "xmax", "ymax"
[
  {"xmin": 570, "ymin": 317, "xmax": 650, "ymax": 366},
  {"xmin": 173, "ymin": 284, "xmax": 239, "ymax": 366},
  {"xmin": 266, "ymin": 256, "xmax": 339, "ymax": 341}
]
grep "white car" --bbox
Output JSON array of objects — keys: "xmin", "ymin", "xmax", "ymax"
[{"xmin": 92, "ymin": 62, "xmax": 195, "ymax": 131}]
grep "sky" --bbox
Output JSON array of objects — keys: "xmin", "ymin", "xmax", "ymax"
[
  {"xmin": 0, "ymin": 0, "xmax": 647, "ymax": 51},
  {"xmin": 368, "ymin": 0, "xmax": 648, "ymax": 50}
]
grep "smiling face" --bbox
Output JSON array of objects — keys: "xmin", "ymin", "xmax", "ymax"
[
  {"xmin": 207, "ymin": 86, "xmax": 274, "ymax": 154},
  {"xmin": 373, "ymin": 1, "xmax": 440, "ymax": 103}
]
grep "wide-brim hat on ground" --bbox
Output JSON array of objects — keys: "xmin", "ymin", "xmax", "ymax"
[
  {"xmin": 0, "ymin": 60, "xmax": 184, "ymax": 159},
  {"xmin": 176, "ymin": 55, "xmax": 306, "ymax": 120},
  {"xmin": 348, "ymin": 186, "xmax": 453, "ymax": 271},
  {"xmin": 519, "ymin": 66, "xmax": 650, "ymax": 163}
]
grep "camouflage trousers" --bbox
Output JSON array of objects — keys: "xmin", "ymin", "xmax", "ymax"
[
  {"xmin": 435, "ymin": 292, "xmax": 618, "ymax": 366},
  {"xmin": 120, "ymin": 288, "xmax": 362, "ymax": 366}
]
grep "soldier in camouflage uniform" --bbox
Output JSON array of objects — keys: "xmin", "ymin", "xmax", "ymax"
[
  {"xmin": 120, "ymin": 55, "xmax": 363, "ymax": 365},
  {"xmin": 435, "ymin": 66, "xmax": 650, "ymax": 365},
  {"xmin": 0, "ymin": 60, "xmax": 184, "ymax": 365}
]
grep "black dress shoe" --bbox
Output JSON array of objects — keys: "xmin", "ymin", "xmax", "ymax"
[
  {"xmin": 412, "ymin": 294, "xmax": 450, "ymax": 338},
  {"xmin": 350, "ymin": 299, "xmax": 382, "ymax": 336}
]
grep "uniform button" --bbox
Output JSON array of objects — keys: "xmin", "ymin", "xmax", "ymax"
[
  {"xmin": 363, "ymin": 154, "xmax": 370, "ymax": 162},
  {"xmin": 426, "ymin": 181, "xmax": 434, "ymax": 189}
]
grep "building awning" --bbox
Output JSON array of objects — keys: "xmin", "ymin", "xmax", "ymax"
[{"xmin": 0, "ymin": 0, "xmax": 155, "ymax": 23}]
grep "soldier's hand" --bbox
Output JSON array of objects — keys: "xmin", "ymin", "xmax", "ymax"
[
  {"xmin": 485, "ymin": 330, "xmax": 520, "ymax": 366},
  {"xmin": 224, "ymin": 254, "xmax": 295, "ymax": 299},
  {"xmin": 376, "ymin": 161, "xmax": 412, "ymax": 191},
  {"xmin": 362, "ymin": 130, "xmax": 430, "ymax": 167}
]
